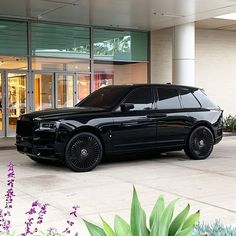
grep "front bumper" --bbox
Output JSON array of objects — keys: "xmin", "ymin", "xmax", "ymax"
[{"xmin": 16, "ymin": 131, "xmax": 63, "ymax": 160}]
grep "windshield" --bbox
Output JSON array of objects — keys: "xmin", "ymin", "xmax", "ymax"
[{"xmin": 76, "ymin": 86, "xmax": 131, "ymax": 109}]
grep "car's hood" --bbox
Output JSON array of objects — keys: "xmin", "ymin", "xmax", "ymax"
[{"xmin": 21, "ymin": 107, "xmax": 106, "ymax": 120}]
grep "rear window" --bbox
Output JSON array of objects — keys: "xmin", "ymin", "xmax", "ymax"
[
  {"xmin": 179, "ymin": 89, "xmax": 201, "ymax": 108},
  {"xmin": 193, "ymin": 90, "xmax": 218, "ymax": 109},
  {"xmin": 157, "ymin": 88, "xmax": 181, "ymax": 109}
]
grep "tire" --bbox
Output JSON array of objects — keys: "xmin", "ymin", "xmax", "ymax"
[
  {"xmin": 184, "ymin": 126, "xmax": 214, "ymax": 160},
  {"xmin": 65, "ymin": 132, "xmax": 103, "ymax": 172}
]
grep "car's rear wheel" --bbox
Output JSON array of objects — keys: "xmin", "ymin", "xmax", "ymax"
[
  {"xmin": 184, "ymin": 126, "xmax": 214, "ymax": 160},
  {"xmin": 65, "ymin": 132, "xmax": 103, "ymax": 172}
]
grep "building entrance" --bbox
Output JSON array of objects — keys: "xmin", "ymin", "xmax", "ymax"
[{"xmin": 0, "ymin": 71, "xmax": 27, "ymax": 137}]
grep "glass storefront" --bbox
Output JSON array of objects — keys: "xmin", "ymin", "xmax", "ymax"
[{"xmin": 0, "ymin": 19, "xmax": 149, "ymax": 137}]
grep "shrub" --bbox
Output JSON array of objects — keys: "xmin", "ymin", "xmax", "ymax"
[
  {"xmin": 194, "ymin": 220, "xmax": 236, "ymax": 236},
  {"xmin": 84, "ymin": 187, "xmax": 200, "ymax": 236},
  {"xmin": 224, "ymin": 115, "xmax": 236, "ymax": 132}
]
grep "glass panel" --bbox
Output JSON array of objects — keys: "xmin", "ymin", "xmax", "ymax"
[
  {"xmin": 179, "ymin": 89, "xmax": 201, "ymax": 108},
  {"xmin": 77, "ymin": 74, "xmax": 90, "ymax": 102},
  {"xmin": 193, "ymin": 90, "xmax": 218, "ymax": 109},
  {"xmin": 0, "ymin": 56, "xmax": 27, "ymax": 70},
  {"xmin": 0, "ymin": 20, "xmax": 27, "ymax": 55},
  {"xmin": 0, "ymin": 74, "xmax": 2, "ymax": 132},
  {"xmin": 157, "ymin": 88, "xmax": 181, "ymax": 110},
  {"xmin": 32, "ymin": 57, "xmax": 90, "ymax": 72},
  {"xmin": 34, "ymin": 74, "xmax": 53, "ymax": 111},
  {"xmin": 32, "ymin": 23, "xmax": 90, "ymax": 59},
  {"xmin": 57, "ymin": 74, "xmax": 74, "ymax": 108},
  {"xmin": 8, "ymin": 73, "xmax": 26, "ymax": 131},
  {"xmin": 78, "ymin": 86, "xmax": 130, "ymax": 109},
  {"xmin": 94, "ymin": 61, "xmax": 147, "ymax": 90},
  {"xmin": 93, "ymin": 29, "xmax": 148, "ymax": 61}
]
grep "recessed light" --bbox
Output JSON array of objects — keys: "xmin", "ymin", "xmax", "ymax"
[{"xmin": 215, "ymin": 12, "xmax": 236, "ymax": 20}]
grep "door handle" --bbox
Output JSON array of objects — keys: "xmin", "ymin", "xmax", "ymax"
[{"xmin": 147, "ymin": 113, "xmax": 167, "ymax": 119}]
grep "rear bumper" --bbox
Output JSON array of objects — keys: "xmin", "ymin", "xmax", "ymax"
[{"xmin": 214, "ymin": 127, "xmax": 223, "ymax": 144}]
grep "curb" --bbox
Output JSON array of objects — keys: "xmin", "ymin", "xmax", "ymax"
[
  {"xmin": 223, "ymin": 132, "xmax": 236, "ymax": 137},
  {"xmin": 0, "ymin": 146, "xmax": 16, "ymax": 151}
]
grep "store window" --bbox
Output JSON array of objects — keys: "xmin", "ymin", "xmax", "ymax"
[
  {"xmin": 32, "ymin": 23, "xmax": 90, "ymax": 59},
  {"xmin": 94, "ymin": 61, "xmax": 148, "ymax": 90},
  {"xmin": 0, "ymin": 20, "xmax": 27, "ymax": 56},
  {"xmin": 93, "ymin": 29, "xmax": 148, "ymax": 61},
  {"xmin": 32, "ymin": 57, "xmax": 90, "ymax": 72},
  {"xmin": 0, "ymin": 20, "xmax": 28, "ymax": 70}
]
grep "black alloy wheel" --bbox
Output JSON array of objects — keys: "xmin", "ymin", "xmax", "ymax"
[
  {"xmin": 184, "ymin": 126, "xmax": 214, "ymax": 160},
  {"xmin": 65, "ymin": 132, "xmax": 103, "ymax": 172}
]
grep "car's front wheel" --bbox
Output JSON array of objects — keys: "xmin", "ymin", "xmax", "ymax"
[
  {"xmin": 184, "ymin": 126, "xmax": 214, "ymax": 160},
  {"xmin": 65, "ymin": 132, "xmax": 103, "ymax": 172}
]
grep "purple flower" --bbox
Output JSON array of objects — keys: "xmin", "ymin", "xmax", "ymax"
[
  {"xmin": 70, "ymin": 205, "xmax": 80, "ymax": 218},
  {"xmin": 62, "ymin": 205, "xmax": 80, "ymax": 235},
  {"xmin": 0, "ymin": 160, "xmax": 15, "ymax": 233},
  {"xmin": 23, "ymin": 200, "xmax": 49, "ymax": 235}
]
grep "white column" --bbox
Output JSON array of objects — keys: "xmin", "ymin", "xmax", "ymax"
[{"xmin": 173, "ymin": 22, "xmax": 195, "ymax": 86}]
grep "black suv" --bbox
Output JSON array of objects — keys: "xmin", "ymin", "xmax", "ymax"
[{"xmin": 16, "ymin": 84, "xmax": 223, "ymax": 172}]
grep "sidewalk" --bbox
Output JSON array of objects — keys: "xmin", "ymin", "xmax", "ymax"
[{"xmin": 0, "ymin": 137, "xmax": 15, "ymax": 150}]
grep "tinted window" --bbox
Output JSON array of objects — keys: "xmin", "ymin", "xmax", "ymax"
[
  {"xmin": 77, "ymin": 86, "xmax": 130, "ymax": 109},
  {"xmin": 123, "ymin": 87, "xmax": 154, "ymax": 111},
  {"xmin": 157, "ymin": 88, "xmax": 181, "ymax": 109},
  {"xmin": 193, "ymin": 90, "xmax": 218, "ymax": 109},
  {"xmin": 179, "ymin": 89, "xmax": 201, "ymax": 108}
]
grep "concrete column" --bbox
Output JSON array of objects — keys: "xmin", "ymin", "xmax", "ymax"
[{"xmin": 173, "ymin": 22, "xmax": 195, "ymax": 86}]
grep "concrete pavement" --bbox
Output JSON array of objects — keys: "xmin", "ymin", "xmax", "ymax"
[{"xmin": 0, "ymin": 136, "xmax": 236, "ymax": 235}]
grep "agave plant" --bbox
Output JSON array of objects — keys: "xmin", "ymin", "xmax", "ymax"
[{"xmin": 84, "ymin": 187, "xmax": 200, "ymax": 236}]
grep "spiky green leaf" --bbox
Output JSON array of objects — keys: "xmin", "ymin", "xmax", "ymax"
[
  {"xmin": 84, "ymin": 220, "xmax": 107, "ymax": 236},
  {"xmin": 130, "ymin": 186, "xmax": 149, "ymax": 236},
  {"xmin": 149, "ymin": 195, "xmax": 165, "ymax": 228},
  {"xmin": 101, "ymin": 218, "xmax": 115, "ymax": 236},
  {"xmin": 158, "ymin": 199, "xmax": 178, "ymax": 236},
  {"xmin": 182, "ymin": 211, "xmax": 200, "ymax": 230},
  {"xmin": 114, "ymin": 215, "xmax": 132, "ymax": 236},
  {"xmin": 174, "ymin": 226, "xmax": 194, "ymax": 236},
  {"xmin": 168, "ymin": 204, "xmax": 190, "ymax": 236}
]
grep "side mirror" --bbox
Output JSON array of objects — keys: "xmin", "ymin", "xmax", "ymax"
[{"xmin": 120, "ymin": 103, "xmax": 134, "ymax": 112}]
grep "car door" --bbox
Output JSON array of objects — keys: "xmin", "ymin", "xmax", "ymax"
[
  {"xmin": 155, "ymin": 87, "xmax": 189, "ymax": 147},
  {"xmin": 111, "ymin": 86, "xmax": 157, "ymax": 152}
]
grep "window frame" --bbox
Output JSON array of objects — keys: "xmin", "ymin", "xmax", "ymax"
[
  {"xmin": 115, "ymin": 86, "xmax": 156, "ymax": 112},
  {"xmin": 178, "ymin": 88, "xmax": 202, "ymax": 109},
  {"xmin": 155, "ymin": 87, "xmax": 182, "ymax": 111}
]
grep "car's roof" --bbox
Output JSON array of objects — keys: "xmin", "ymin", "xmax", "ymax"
[{"xmin": 105, "ymin": 84, "xmax": 200, "ymax": 90}]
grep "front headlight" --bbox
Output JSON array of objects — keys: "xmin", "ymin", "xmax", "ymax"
[{"xmin": 39, "ymin": 121, "xmax": 60, "ymax": 130}]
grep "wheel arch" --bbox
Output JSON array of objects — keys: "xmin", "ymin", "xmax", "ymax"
[
  {"xmin": 186, "ymin": 121, "xmax": 215, "ymax": 145},
  {"xmin": 64, "ymin": 126, "xmax": 106, "ymax": 154}
]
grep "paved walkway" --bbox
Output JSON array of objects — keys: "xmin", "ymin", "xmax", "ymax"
[
  {"xmin": 0, "ymin": 136, "xmax": 236, "ymax": 235},
  {"xmin": 0, "ymin": 137, "xmax": 15, "ymax": 150}
]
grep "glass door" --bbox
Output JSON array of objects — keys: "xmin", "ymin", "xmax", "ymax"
[
  {"xmin": 76, "ymin": 74, "xmax": 91, "ymax": 103},
  {"xmin": 34, "ymin": 73, "xmax": 54, "ymax": 111},
  {"xmin": 0, "ymin": 72, "xmax": 4, "ymax": 137},
  {"xmin": 7, "ymin": 72, "xmax": 27, "ymax": 136},
  {"xmin": 56, "ymin": 73, "xmax": 74, "ymax": 108}
]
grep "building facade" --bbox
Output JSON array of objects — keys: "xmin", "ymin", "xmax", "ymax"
[{"xmin": 0, "ymin": 19, "xmax": 149, "ymax": 137}]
